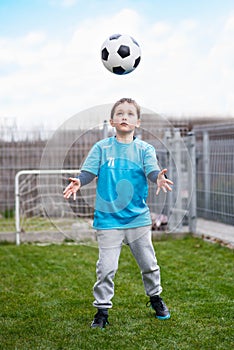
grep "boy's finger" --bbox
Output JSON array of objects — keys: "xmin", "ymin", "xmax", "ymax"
[
  {"xmin": 166, "ymin": 184, "xmax": 172, "ymax": 191},
  {"xmin": 166, "ymin": 179, "xmax": 174, "ymax": 185}
]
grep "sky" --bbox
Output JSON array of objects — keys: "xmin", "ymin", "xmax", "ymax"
[{"xmin": 0, "ymin": 0, "xmax": 234, "ymax": 130}]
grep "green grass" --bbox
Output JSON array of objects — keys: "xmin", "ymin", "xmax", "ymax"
[
  {"xmin": 0, "ymin": 217, "xmax": 15, "ymax": 232},
  {"xmin": 0, "ymin": 236, "xmax": 233, "ymax": 350},
  {"xmin": 0, "ymin": 217, "xmax": 87, "ymax": 233}
]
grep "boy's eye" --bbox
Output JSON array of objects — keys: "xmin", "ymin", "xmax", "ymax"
[{"xmin": 115, "ymin": 111, "xmax": 135, "ymax": 117}]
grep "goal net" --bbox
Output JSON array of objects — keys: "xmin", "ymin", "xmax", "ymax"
[
  {"xmin": 15, "ymin": 170, "xmax": 96, "ymax": 245},
  {"xmin": 15, "ymin": 131, "xmax": 196, "ymax": 245}
]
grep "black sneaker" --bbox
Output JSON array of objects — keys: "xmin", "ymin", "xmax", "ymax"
[
  {"xmin": 90, "ymin": 309, "xmax": 109, "ymax": 329},
  {"xmin": 147, "ymin": 295, "xmax": 170, "ymax": 320}
]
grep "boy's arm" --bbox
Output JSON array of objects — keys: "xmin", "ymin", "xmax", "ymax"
[
  {"xmin": 64, "ymin": 141, "xmax": 101, "ymax": 200},
  {"xmin": 148, "ymin": 169, "xmax": 173, "ymax": 196},
  {"xmin": 78, "ymin": 170, "xmax": 96, "ymax": 186},
  {"xmin": 147, "ymin": 170, "xmax": 160, "ymax": 183},
  {"xmin": 63, "ymin": 170, "xmax": 96, "ymax": 200},
  {"xmin": 144, "ymin": 145, "xmax": 173, "ymax": 195}
]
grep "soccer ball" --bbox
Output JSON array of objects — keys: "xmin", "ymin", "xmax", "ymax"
[{"xmin": 101, "ymin": 34, "xmax": 141, "ymax": 75}]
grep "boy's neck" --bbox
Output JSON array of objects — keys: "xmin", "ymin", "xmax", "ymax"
[{"xmin": 115, "ymin": 133, "xmax": 134, "ymax": 144}]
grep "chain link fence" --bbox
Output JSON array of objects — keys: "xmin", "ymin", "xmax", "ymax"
[
  {"xmin": 194, "ymin": 123, "xmax": 234, "ymax": 225},
  {"xmin": 0, "ymin": 114, "xmax": 233, "ymax": 238}
]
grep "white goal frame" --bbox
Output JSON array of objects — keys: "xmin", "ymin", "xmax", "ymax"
[{"xmin": 15, "ymin": 169, "xmax": 79, "ymax": 245}]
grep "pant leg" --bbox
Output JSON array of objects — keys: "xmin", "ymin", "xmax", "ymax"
[
  {"xmin": 93, "ymin": 230, "xmax": 123, "ymax": 309},
  {"xmin": 127, "ymin": 228, "xmax": 162, "ymax": 296}
]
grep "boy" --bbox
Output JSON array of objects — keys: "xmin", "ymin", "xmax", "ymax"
[{"xmin": 63, "ymin": 98, "xmax": 173, "ymax": 329}]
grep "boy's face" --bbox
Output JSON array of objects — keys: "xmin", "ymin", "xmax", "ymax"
[{"xmin": 110, "ymin": 102, "xmax": 140, "ymax": 134}]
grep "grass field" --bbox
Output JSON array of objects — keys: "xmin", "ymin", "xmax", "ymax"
[
  {"xmin": 0, "ymin": 217, "xmax": 84, "ymax": 233},
  {"xmin": 0, "ymin": 236, "xmax": 233, "ymax": 350}
]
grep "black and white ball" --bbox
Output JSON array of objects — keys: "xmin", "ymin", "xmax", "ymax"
[{"xmin": 101, "ymin": 34, "xmax": 141, "ymax": 75}]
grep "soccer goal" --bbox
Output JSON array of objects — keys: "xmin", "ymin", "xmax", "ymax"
[
  {"xmin": 15, "ymin": 169, "xmax": 96, "ymax": 245},
  {"xmin": 14, "ymin": 132, "xmax": 197, "ymax": 245}
]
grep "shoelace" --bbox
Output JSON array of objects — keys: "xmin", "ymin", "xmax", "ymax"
[{"xmin": 146, "ymin": 298, "xmax": 165, "ymax": 310}]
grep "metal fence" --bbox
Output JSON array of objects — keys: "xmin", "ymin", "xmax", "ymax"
[
  {"xmin": 194, "ymin": 123, "xmax": 234, "ymax": 225},
  {"xmin": 0, "ymin": 117, "xmax": 233, "ymax": 237}
]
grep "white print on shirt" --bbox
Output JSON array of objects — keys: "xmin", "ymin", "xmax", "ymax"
[{"xmin": 108, "ymin": 157, "xmax": 115, "ymax": 167}]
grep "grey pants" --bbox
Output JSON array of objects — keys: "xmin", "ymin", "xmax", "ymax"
[{"xmin": 93, "ymin": 225, "xmax": 162, "ymax": 309}]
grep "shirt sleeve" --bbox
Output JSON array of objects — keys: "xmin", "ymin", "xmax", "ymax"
[
  {"xmin": 147, "ymin": 170, "xmax": 160, "ymax": 183},
  {"xmin": 77, "ymin": 170, "xmax": 96, "ymax": 186},
  {"xmin": 81, "ymin": 143, "xmax": 101, "ymax": 176},
  {"xmin": 143, "ymin": 144, "xmax": 160, "ymax": 176}
]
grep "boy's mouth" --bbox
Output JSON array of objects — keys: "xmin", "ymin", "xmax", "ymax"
[{"xmin": 120, "ymin": 122, "xmax": 128, "ymax": 126}]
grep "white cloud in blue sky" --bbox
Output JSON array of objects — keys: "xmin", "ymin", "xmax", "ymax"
[{"xmin": 0, "ymin": 0, "xmax": 234, "ymax": 129}]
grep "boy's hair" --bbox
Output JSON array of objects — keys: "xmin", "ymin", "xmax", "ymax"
[{"xmin": 110, "ymin": 98, "xmax": 141, "ymax": 119}]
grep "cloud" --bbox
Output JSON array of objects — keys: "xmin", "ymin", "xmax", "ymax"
[
  {"xmin": 61, "ymin": 0, "xmax": 78, "ymax": 6},
  {"xmin": 49, "ymin": 0, "xmax": 79, "ymax": 8},
  {"xmin": 0, "ymin": 9, "xmax": 233, "ymax": 129}
]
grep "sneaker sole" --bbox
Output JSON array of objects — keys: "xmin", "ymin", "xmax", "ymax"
[{"xmin": 156, "ymin": 314, "xmax": 171, "ymax": 320}]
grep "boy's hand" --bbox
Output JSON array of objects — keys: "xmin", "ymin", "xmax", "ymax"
[
  {"xmin": 156, "ymin": 169, "xmax": 173, "ymax": 196},
  {"xmin": 63, "ymin": 178, "xmax": 81, "ymax": 200}
]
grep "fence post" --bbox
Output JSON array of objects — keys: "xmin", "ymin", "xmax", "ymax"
[
  {"xmin": 167, "ymin": 129, "xmax": 183, "ymax": 232},
  {"xmin": 187, "ymin": 132, "xmax": 197, "ymax": 233},
  {"xmin": 164, "ymin": 129, "xmax": 173, "ymax": 223},
  {"xmin": 203, "ymin": 131, "xmax": 210, "ymax": 213}
]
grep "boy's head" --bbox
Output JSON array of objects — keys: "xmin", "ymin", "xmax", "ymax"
[
  {"xmin": 109, "ymin": 97, "xmax": 141, "ymax": 133},
  {"xmin": 110, "ymin": 98, "xmax": 141, "ymax": 120}
]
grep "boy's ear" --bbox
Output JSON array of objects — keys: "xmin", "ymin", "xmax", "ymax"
[
  {"xmin": 109, "ymin": 118, "xmax": 114, "ymax": 127},
  {"xmin": 136, "ymin": 119, "xmax": 141, "ymax": 128}
]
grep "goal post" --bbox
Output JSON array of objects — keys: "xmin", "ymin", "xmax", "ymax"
[
  {"xmin": 15, "ymin": 169, "xmax": 84, "ymax": 245},
  {"xmin": 14, "ymin": 130, "xmax": 197, "ymax": 245}
]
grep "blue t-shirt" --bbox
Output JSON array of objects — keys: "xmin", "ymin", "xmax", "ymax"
[{"xmin": 81, "ymin": 136, "xmax": 160, "ymax": 229}]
